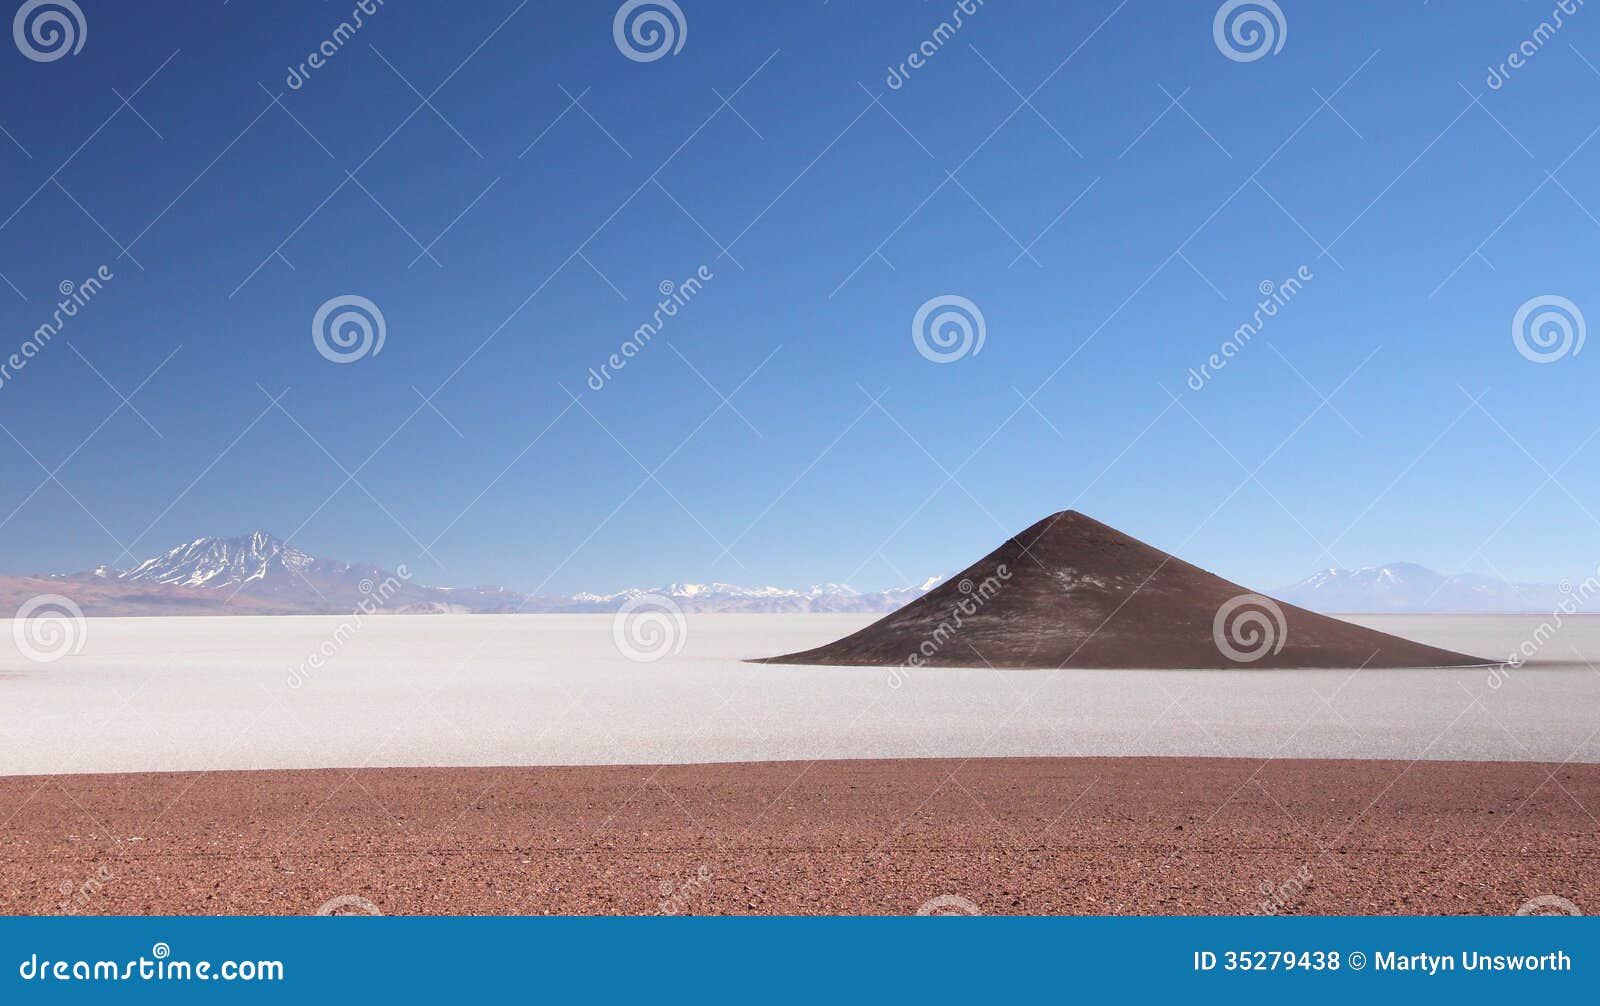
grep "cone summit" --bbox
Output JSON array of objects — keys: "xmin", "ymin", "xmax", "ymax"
[{"xmin": 757, "ymin": 511, "xmax": 1490, "ymax": 670}]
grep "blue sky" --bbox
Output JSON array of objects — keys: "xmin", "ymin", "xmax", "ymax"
[{"xmin": 1, "ymin": 0, "xmax": 1598, "ymax": 594}]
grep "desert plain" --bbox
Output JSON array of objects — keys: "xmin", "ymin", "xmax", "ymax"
[{"xmin": 2, "ymin": 613, "xmax": 1596, "ymax": 915}]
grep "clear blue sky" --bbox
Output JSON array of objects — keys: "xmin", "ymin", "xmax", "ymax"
[{"xmin": 1, "ymin": 0, "xmax": 1597, "ymax": 594}]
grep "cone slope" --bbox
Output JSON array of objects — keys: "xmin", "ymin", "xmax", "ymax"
[{"xmin": 757, "ymin": 511, "xmax": 1491, "ymax": 670}]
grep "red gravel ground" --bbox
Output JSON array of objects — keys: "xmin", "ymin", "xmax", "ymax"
[{"xmin": 2, "ymin": 757, "xmax": 1595, "ymax": 916}]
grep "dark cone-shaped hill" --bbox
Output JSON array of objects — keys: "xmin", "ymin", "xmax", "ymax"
[{"xmin": 756, "ymin": 511, "xmax": 1492, "ymax": 670}]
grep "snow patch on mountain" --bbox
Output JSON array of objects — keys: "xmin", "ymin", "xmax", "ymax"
[
  {"xmin": 565, "ymin": 579, "xmax": 937, "ymax": 613},
  {"xmin": 119, "ymin": 532, "xmax": 315, "ymax": 589},
  {"xmin": 47, "ymin": 533, "xmax": 1585, "ymax": 617},
  {"xmin": 83, "ymin": 534, "xmax": 940, "ymax": 615}
]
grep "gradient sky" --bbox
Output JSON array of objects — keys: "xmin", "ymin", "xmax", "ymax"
[{"xmin": 1, "ymin": 0, "xmax": 1598, "ymax": 595}]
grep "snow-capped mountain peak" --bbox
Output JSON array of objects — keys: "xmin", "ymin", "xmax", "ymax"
[
  {"xmin": 118, "ymin": 532, "xmax": 314, "ymax": 589},
  {"xmin": 565, "ymin": 579, "xmax": 932, "ymax": 612},
  {"xmin": 31, "ymin": 532, "xmax": 1579, "ymax": 618},
  {"xmin": 62, "ymin": 532, "xmax": 941, "ymax": 615},
  {"xmin": 1274, "ymin": 562, "xmax": 1568, "ymax": 613}
]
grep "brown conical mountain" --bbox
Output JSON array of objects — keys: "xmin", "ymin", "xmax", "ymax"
[{"xmin": 757, "ymin": 511, "xmax": 1491, "ymax": 670}]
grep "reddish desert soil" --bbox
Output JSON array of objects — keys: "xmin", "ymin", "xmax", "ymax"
[
  {"xmin": 2, "ymin": 757, "xmax": 1594, "ymax": 916},
  {"xmin": 761, "ymin": 511, "xmax": 1489, "ymax": 669}
]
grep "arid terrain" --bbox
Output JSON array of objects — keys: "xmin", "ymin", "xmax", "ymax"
[
  {"xmin": 2, "ymin": 757, "xmax": 1594, "ymax": 915},
  {"xmin": 3, "ymin": 612, "xmax": 1594, "ymax": 916},
  {"xmin": 2, "ymin": 614, "xmax": 1597, "ymax": 774}
]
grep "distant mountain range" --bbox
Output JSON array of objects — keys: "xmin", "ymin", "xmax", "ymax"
[
  {"xmin": 565, "ymin": 579, "xmax": 940, "ymax": 614},
  {"xmin": 0, "ymin": 533, "xmax": 1580, "ymax": 617},
  {"xmin": 1271, "ymin": 562, "xmax": 1574, "ymax": 614},
  {"xmin": 0, "ymin": 533, "xmax": 940, "ymax": 617}
]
